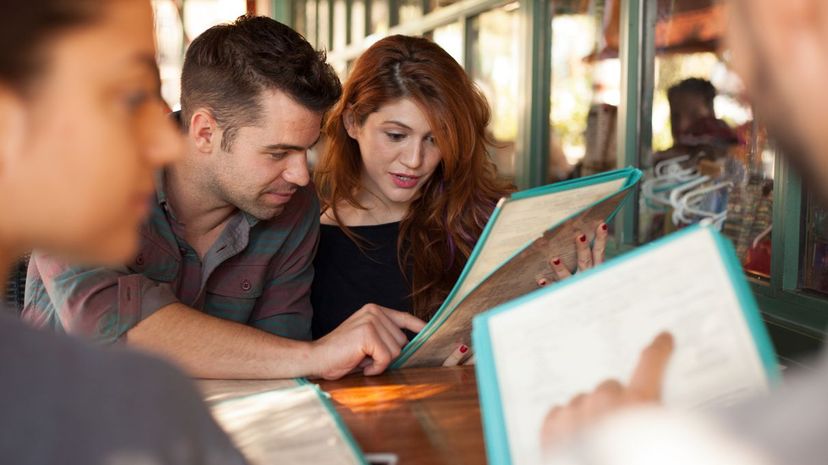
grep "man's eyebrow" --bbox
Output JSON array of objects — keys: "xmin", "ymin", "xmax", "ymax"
[{"xmin": 262, "ymin": 135, "xmax": 321, "ymax": 152}]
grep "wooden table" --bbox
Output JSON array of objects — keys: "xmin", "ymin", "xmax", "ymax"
[{"xmin": 319, "ymin": 366, "xmax": 487, "ymax": 465}]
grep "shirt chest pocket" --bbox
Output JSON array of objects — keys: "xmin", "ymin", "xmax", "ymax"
[
  {"xmin": 127, "ymin": 242, "xmax": 179, "ymax": 283},
  {"xmin": 203, "ymin": 265, "xmax": 267, "ymax": 323}
]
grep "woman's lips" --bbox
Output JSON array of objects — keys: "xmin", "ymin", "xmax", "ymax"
[{"xmin": 390, "ymin": 173, "xmax": 420, "ymax": 188}]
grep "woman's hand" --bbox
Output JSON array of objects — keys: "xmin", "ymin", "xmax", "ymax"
[
  {"xmin": 537, "ymin": 222, "xmax": 609, "ymax": 286},
  {"xmin": 442, "ymin": 343, "xmax": 472, "ymax": 366}
]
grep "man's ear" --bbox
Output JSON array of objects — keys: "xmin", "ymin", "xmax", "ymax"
[
  {"xmin": 343, "ymin": 108, "xmax": 360, "ymax": 140},
  {"xmin": 189, "ymin": 109, "xmax": 220, "ymax": 154},
  {"xmin": 0, "ymin": 87, "xmax": 27, "ymax": 179}
]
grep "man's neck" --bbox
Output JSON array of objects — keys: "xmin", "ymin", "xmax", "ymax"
[{"xmin": 164, "ymin": 163, "xmax": 237, "ymax": 241}]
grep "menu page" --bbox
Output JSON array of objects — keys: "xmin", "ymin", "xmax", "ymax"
[
  {"xmin": 486, "ymin": 229, "xmax": 770, "ymax": 465},
  {"xmin": 208, "ymin": 385, "xmax": 364, "ymax": 465}
]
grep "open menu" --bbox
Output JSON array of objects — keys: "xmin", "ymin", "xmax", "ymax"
[
  {"xmin": 200, "ymin": 379, "xmax": 367, "ymax": 465},
  {"xmin": 391, "ymin": 167, "xmax": 642, "ymax": 369},
  {"xmin": 472, "ymin": 226, "xmax": 779, "ymax": 465}
]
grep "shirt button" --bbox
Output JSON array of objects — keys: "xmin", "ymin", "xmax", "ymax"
[
  {"xmin": 241, "ymin": 279, "xmax": 252, "ymax": 292},
  {"xmin": 135, "ymin": 254, "xmax": 144, "ymax": 266}
]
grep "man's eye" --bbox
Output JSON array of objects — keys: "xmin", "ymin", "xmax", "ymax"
[
  {"xmin": 386, "ymin": 132, "xmax": 406, "ymax": 142},
  {"xmin": 269, "ymin": 152, "xmax": 288, "ymax": 160}
]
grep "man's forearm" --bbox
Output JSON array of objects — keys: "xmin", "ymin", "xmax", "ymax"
[{"xmin": 125, "ymin": 303, "xmax": 316, "ymax": 379}]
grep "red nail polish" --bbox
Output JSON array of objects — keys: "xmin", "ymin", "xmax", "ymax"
[
  {"xmin": 460, "ymin": 345, "xmax": 468, "ymax": 354},
  {"xmin": 601, "ymin": 224, "xmax": 608, "ymax": 231},
  {"xmin": 552, "ymin": 258, "xmax": 561, "ymax": 266},
  {"xmin": 579, "ymin": 235, "xmax": 587, "ymax": 243}
]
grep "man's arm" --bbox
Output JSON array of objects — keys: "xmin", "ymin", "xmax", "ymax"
[
  {"xmin": 30, "ymin": 253, "xmax": 426, "ymax": 380},
  {"xmin": 25, "ymin": 252, "xmax": 179, "ymax": 343},
  {"xmin": 127, "ymin": 302, "xmax": 426, "ymax": 379}
]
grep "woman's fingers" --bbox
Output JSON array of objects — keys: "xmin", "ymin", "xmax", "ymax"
[
  {"xmin": 550, "ymin": 257, "xmax": 571, "ymax": 280},
  {"xmin": 593, "ymin": 223, "xmax": 608, "ymax": 266},
  {"xmin": 575, "ymin": 233, "xmax": 593, "ymax": 272}
]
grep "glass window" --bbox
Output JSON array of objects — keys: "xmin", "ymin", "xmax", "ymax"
[
  {"xmin": 152, "ymin": 0, "xmax": 185, "ymax": 110},
  {"xmin": 470, "ymin": 4, "xmax": 520, "ymax": 181},
  {"xmin": 181, "ymin": 0, "xmax": 246, "ymax": 40},
  {"xmin": 292, "ymin": 0, "xmax": 308, "ymax": 37},
  {"xmin": 351, "ymin": 0, "xmax": 367, "ymax": 44},
  {"xmin": 549, "ymin": 0, "xmax": 621, "ymax": 182},
  {"xmin": 333, "ymin": 0, "xmax": 348, "ymax": 50},
  {"xmin": 427, "ymin": 0, "xmax": 461, "ymax": 12},
  {"xmin": 318, "ymin": 0, "xmax": 331, "ymax": 50},
  {"xmin": 305, "ymin": 0, "xmax": 318, "ymax": 47},
  {"xmin": 431, "ymin": 20, "xmax": 463, "ymax": 67},
  {"xmin": 632, "ymin": 0, "xmax": 775, "ymax": 281},
  {"xmin": 802, "ymin": 196, "xmax": 828, "ymax": 295},
  {"xmin": 398, "ymin": 0, "xmax": 423, "ymax": 24},
  {"xmin": 369, "ymin": 0, "xmax": 390, "ymax": 35}
]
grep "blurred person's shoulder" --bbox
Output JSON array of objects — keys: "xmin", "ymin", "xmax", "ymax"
[{"xmin": 0, "ymin": 312, "xmax": 247, "ymax": 465}]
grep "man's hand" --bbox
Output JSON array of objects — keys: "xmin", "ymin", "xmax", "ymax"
[
  {"xmin": 541, "ymin": 332, "xmax": 675, "ymax": 447},
  {"xmin": 309, "ymin": 304, "xmax": 426, "ymax": 380}
]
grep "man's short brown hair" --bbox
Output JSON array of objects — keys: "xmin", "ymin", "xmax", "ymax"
[{"xmin": 180, "ymin": 16, "xmax": 342, "ymax": 151}]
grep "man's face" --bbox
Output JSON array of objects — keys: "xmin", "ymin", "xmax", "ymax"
[
  {"xmin": 211, "ymin": 90, "xmax": 321, "ymax": 220},
  {"xmin": 726, "ymin": 0, "xmax": 828, "ymax": 196}
]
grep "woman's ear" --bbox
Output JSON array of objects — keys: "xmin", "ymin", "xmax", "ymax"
[
  {"xmin": 343, "ymin": 108, "xmax": 359, "ymax": 140},
  {"xmin": 0, "ymin": 87, "xmax": 27, "ymax": 179}
]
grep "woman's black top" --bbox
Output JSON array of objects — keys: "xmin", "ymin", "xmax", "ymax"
[{"xmin": 311, "ymin": 222, "xmax": 413, "ymax": 339}]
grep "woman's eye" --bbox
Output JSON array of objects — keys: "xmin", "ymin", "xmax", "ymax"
[
  {"xmin": 123, "ymin": 90, "xmax": 150, "ymax": 112},
  {"xmin": 386, "ymin": 132, "xmax": 406, "ymax": 142},
  {"xmin": 425, "ymin": 135, "xmax": 436, "ymax": 145}
]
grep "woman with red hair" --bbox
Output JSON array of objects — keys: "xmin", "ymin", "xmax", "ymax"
[{"xmin": 311, "ymin": 35, "xmax": 606, "ymax": 350}]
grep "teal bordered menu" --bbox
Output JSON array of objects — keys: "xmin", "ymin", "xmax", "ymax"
[
  {"xmin": 392, "ymin": 167, "xmax": 643, "ymax": 369},
  {"xmin": 472, "ymin": 225, "xmax": 779, "ymax": 465},
  {"xmin": 203, "ymin": 379, "xmax": 368, "ymax": 465}
]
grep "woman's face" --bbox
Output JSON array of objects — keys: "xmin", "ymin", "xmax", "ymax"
[
  {"xmin": 0, "ymin": 0, "xmax": 180, "ymax": 264},
  {"xmin": 345, "ymin": 97, "xmax": 442, "ymax": 212}
]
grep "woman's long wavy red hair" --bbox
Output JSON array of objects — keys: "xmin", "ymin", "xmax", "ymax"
[{"xmin": 315, "ymin": 35, "xmax": 512, "ymax": 320}]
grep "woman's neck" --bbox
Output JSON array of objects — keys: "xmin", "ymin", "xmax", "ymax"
[{"xmin": 327, "ymin": 188, "xmax": 408, "ymax": 227}]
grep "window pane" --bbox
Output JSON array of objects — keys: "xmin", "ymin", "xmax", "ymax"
[
  {"xmin": 470, "ymin": 5, "xmax": 520, "ymax": 181},
  {"xmin": 398, "ymin": 0, "xmax": 423, "ymax": 24},
  {"xmin": 292, "ymin": 0, "xmax": 307, "ymax": 37},
  {"xmin": 318, "ymin": 0, "xmax": 330, "ymax": 50},
  {"xmin": 427, "ymin": 0, "xmax": 461, "ymax": 12},
  {"xmin": 152, "ymin": 0, "xmax": 185, "ymax": 110},
  {"xmin": 549, "ymin": 0, "xmax": 621, "ymax": 182},
  {"xmin": 431, "ymin": 20, "xmax": 463, "ymax": 67},
  {"xmin": 351, "ymin": 0, "xmax": 367, "ymax": 44},
  {"xmin": 802, "ymin": 196, "xmax": 828, "ymax": 295},
  {"xmin": 333, "ymin": 0, "xmax": 347, "ymax": 50},
  {"xmin": 182, "ymin": 0, "xmax": 246, "ymax": 39},
  {"xmin": 306, "ymin": 0, "xmax": 318, "ymax": 46},
  {"xmin": 370, "ymin": 0, "xmax": 389, "ymax": 35},
  {"xmin": 634, "ymin": 0, "xmax": 775, "ymax": 281}
]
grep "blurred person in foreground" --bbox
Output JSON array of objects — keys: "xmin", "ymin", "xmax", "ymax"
[
  {"xmin": 0, "ymin": 0, "xmax": 247, "ymax": 463},
  {"xmin": 542, "ymin": 1, "xmax": 828, "ymax": 464}
]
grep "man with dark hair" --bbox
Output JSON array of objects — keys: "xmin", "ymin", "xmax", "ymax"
[{"xmin": 22, "ymin": 16, "xmax": 424, "ymax": 380}]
